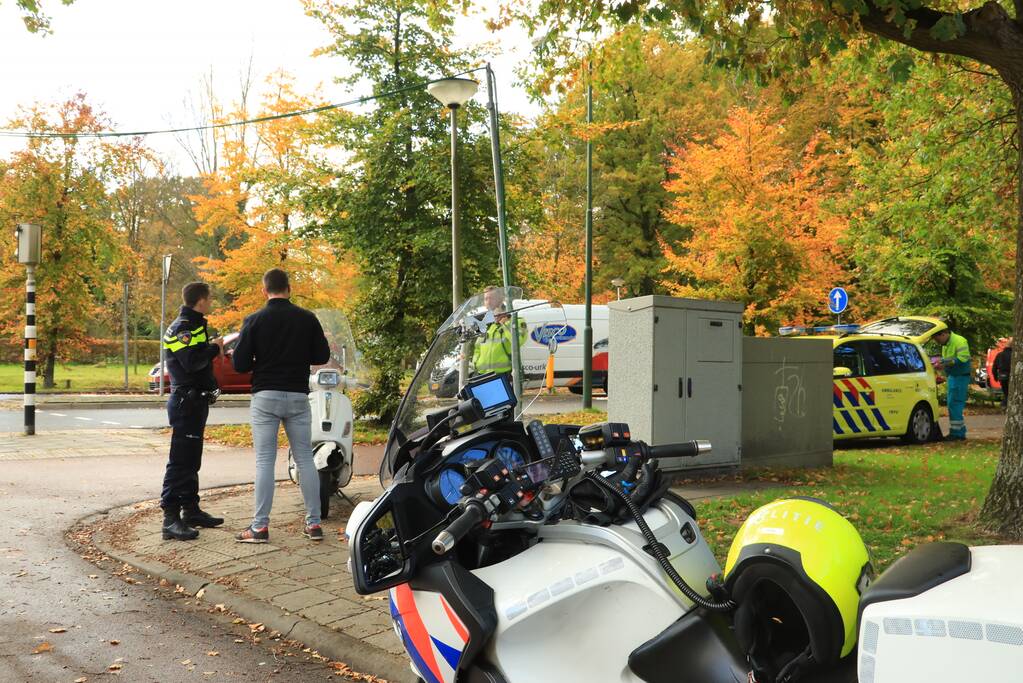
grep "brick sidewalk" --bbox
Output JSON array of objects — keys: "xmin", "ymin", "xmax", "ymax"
[{"xmin": 98, "ymin": 477, "xmax": 405, "ymax": 661}]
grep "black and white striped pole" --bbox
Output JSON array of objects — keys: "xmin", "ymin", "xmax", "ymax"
[{"xmin": 16, "ymin": 223, "xmax": 41, "ymax": 436}]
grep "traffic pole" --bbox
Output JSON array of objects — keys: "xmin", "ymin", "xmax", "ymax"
[{"xmin": 24, "ymin": 264, "xmax": 36, "ymax": 436}]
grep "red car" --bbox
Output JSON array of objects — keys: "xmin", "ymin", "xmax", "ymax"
[{"xmin": 148, "ymin": 331, "xmax": 252, "ymax": 393}]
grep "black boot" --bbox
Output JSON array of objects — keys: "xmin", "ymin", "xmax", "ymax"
[
  {"xmin": 181, "ymin": 505, "xmax": 224, "ymax": 528},
  {"xmin": 162, "ymin": 508, "xmax": 199, "ymax": 541}
]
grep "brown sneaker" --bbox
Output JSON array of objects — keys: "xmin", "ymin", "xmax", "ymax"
[
  {"xmin": 235, "ymin": 526, "xmax": 269, "ymax": 543},
  {"xmin": 303, "ymin": 524, "xmax": 324, "ymax": 541}
]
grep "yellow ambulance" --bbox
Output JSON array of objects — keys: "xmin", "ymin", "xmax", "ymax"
[{"xmin": 781, "ymin": 316, "xmax": 945, "ymax": 443}]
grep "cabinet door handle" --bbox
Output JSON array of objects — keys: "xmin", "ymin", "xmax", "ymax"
[
  {"xmin": 687, "ymin": 378, "xmax": 692, "ymax": 398},
  {"xmin": 678, "ymin": 377, "xmax": 684, "ymax": 398}
]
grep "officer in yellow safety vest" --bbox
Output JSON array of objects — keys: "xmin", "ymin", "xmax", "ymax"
[
  {"xmin": 933, "ymin": 327, "xmax": 971, "ymax": 440},
  {"xmin": 472, "ymin": 286, "xmax": 526, "ymax": 376}
]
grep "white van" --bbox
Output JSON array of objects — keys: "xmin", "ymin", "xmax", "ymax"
[{"xmin": 515, "ymin": 301, "xmax": 609, "ymax": 391}]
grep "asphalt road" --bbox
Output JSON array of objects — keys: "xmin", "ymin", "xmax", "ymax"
[
  {"xmin": 0, "ymin": 447, "xmax": 353, "ymax": 682},
  {"xmin": 0, "ymin": 406, "xmax": 251, "ymax": 432},
  {"xmin": 0, "ymin": 392, "xmax": 600, "ymax": 432}
]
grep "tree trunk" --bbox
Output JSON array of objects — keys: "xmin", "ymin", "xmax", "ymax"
[
  {"xmin": 42, "ymin": 340, "xmax": 56, "ymax": 389},
  {"xmin": 978, "ymin": 86, "xmax": 1023, "ymax": 540}
]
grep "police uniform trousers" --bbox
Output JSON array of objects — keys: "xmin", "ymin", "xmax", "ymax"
[{"xmin": 161, "ymin": 392, "xmax": 210, "ymax": 511}]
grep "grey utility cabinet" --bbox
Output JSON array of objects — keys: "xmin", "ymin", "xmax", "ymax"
[{"xmin": 608, "ymin": 296, "xmax": 743, "ymax": 471}]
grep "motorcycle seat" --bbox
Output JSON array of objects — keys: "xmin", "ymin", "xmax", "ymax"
[{"xmin": 859, "ymin": 541, "xmax": 971, "ymax": 616}]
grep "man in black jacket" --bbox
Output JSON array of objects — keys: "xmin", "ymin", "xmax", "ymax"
[
  {"xmin": 232, "ymin": 269, "xmax": 331, "ymax": 543},
  {"xmin": 160, "ymin": 282, "xmax": 225, "ymax": 541}
]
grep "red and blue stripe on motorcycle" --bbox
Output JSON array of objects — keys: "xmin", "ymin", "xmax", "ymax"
[{"xmin": 389, "ymin": 583, "xmax": 469, "ymax": 683}]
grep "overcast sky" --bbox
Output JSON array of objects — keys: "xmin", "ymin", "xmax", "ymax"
[{"xmin": 0, "ymin": 0, "xmax": 539, "ymax": 174}]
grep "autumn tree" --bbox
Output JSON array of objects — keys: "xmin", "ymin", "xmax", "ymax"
[
  {"xmin": 303, "ymin": 0, "xmax": 504, "ymax": 422},
  {"xmin": 518, "ymin": 0, "xmax": 1023, "ymax": 537},
  {"xmin": 662, "ymin": 107, "xmax": 848, "ymax": 334},
  {"xmin": 520, "ymin": 28, "xmax": 738, "ymax": 300},
  {"xmin": 191, "ymin": 72, "xmax": 357, "ymax": 332},
  {"xmin": 0, "ymin": 95, "xmax": 129, "ymax": 386}
]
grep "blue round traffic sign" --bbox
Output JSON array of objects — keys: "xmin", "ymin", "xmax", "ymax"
[{"xmin": 828, "ymin": 287, "xmax": 848, "ymax": 314}]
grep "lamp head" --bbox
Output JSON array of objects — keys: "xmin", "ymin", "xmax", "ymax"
[{"xmin": 427, "ymin": 78, "xmax": 479, "ymax": 109}]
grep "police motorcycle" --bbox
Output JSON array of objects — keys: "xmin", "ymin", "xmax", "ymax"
[
  {"xmin": 348, "ymin": 288, "xmax": 1023, "ymax": 683},
  {"xmin": 288, "ymin": 309, "xmax": 360, "ymax": 519}
]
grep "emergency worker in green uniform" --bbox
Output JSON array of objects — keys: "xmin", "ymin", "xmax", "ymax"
[
  {"xmin": 934, "ymin": 328, "xmax": 971, "ymax": 440},
  {"xmin": 472, "ymin": 286, "xmax": 526, "ymax": 376}
]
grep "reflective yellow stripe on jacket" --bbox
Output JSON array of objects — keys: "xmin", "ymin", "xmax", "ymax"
[
  {"xmin": 473, "ymin": 320, "xmax": 526, "ymax": 374},
  {"xmin": 163, "ymin": 326, "xmax": 208, "ymax": 353}
]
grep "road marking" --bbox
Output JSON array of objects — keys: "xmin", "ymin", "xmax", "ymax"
[
  {"xmin": 130, "ymin": 425, "xmax": 144, "ymax": 429},
  {"xmin": 101, "ymin": 421, "xmax": 120, "ymax": 425},
  {"xmin": 50, "ymin": 412, "xmax": 66, "ymax": 417},
  {"xmin": 74, "ymin": 417, "xmax": 93, "ymax": 421}
]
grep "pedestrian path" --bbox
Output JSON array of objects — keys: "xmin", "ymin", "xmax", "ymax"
[
  {"xmin": 86, "ymin": 475, "xmax": 773, "ymax": 681},
  {"xmin": 0, "ymin": 429, "xmax": 193, "ymax": 461}
]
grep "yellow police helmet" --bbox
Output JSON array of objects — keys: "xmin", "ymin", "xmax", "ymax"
[{"xmin": 723, "ymin": 497, "xmax": 872, "ymax": 682}]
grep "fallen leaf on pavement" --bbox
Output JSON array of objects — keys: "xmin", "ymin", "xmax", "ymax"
[
  {"xmin": 88, "ymin": 575, "xmax": 98, "ymax": 579},
  {"xmin": 181, "ymin": 659, "xmax": 192, "ymax": 666},
  {"xmin": 74, "ymin": 678, "xmax": 88, "ymax": 683},
  {"xmin": 110, "ymin": 640, "xmax": 120, "ymax": 645},
  {"xmin": 232, "ymin": 618, "xmax": 245, "ymax": 624},
  {"xmin": 213, "ymin": 603, "xmax": 226, "ymax": 612},
  {"xmin": 48, "ymin": 628, "xmax": 67, "ymax": 633},
  {"xmin": 159, "ymin": 578, "xmax": 170, "ymax": 587},
  {"xmin": 207, "ymin": 651, "xmax": 219, "ymax": 657},
  {"xmin": 108, "ymin": 663, "xmax": 122, "ymax": 671},
  {"xmin": 233, "ymin": 639, "xmax": 244, "ymax": 643},
  {"xmin": 195, "ymin": 588, "xmax": 205, "ymax": 599},
  {"xmin": 32, "ymin": 642, "xmax": 53, "ymax": 654}
]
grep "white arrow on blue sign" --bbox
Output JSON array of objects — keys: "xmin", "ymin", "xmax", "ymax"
[{"xmin": 828, "ymin": 287, "xmax": 848, "ymax": 314}]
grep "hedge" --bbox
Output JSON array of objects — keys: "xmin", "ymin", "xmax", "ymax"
[{"xmin": 0, "ymin": 339, "xmax": 162, "ymax": 365}]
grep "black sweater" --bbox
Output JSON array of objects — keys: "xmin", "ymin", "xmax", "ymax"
[{"xmin": 232, "ymin": 298, "xmax": 331, "ymax": 394}]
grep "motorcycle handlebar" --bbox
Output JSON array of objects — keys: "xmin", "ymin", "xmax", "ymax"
[
  {"xmin": 647, "ymin": 440, "xmax": 712, "ymax": 460},
  {"xmin": 432, "ymin": 500, "xmax": 487, "ymax": 555}
]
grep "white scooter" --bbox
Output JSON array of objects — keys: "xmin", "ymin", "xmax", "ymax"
[
  {"xmin": 347, "ymin": 288, "xmax": 1023, "ymax": 683},
  {"xmin": 288, "ymin": 309, "xmax": 359, "ymax": 519}
]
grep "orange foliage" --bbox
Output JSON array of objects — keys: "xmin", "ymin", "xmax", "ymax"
[
  {"xmin": 662, "ymin": 107, "xmax": 849, "ymax": 334},
  {"xmin": 190, "ymin": 72, "xmax": 358, "ymax": 331}
]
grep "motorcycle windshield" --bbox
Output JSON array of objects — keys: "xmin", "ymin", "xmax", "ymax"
[
  {"xmin": 313, "ymin": 309, "xmax": 361, "ymax": 384},
  {"xmin": 380, "ymin": 287, "xmax": 567, "ymax": 483}
]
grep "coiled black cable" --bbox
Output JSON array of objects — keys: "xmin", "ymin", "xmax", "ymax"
[{"xmin": 584, "ymin": 471, "xmax": 736, "ymax": 612}]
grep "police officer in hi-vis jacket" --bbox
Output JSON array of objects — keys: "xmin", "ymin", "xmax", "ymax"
[{"xmin": 160, "ymin": 282, "xmax": 225, "ymax": 541}]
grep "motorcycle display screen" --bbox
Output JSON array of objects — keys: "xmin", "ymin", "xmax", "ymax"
[{"xmin": 466, "ymin": 374, "xmax": 515, "ymax": 414}]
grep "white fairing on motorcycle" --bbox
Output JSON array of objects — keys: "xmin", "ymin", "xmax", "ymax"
[
  {"xmin": 386, "ymin": 497, "xmax": 720, "ymax": 683},
  {"xmin": 858, "ymin": 545, "xmax": 1023, "ymax": 683}
]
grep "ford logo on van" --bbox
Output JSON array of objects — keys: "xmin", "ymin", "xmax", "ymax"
[{"xmin": 531, "ymin": 324, "xmax": 577, "ymax": 345}]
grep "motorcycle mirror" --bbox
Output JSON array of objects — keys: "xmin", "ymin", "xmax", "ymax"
[{"xmin": 352, "ymin": 502, "xmax": 410, "ymax": 593}]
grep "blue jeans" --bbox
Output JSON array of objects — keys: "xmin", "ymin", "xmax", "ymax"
[
  {"xmin": 250, "ymin": 391, "xmax": 320, "ymax": 528},
  {"xmin": 947, "ymin": 375, "xmax": 969, "ymax": 439}
]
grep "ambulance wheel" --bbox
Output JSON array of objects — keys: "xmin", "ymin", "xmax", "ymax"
[{"xmin": 903, "ymin": 403, "xmax": 934, "ymax": 444}]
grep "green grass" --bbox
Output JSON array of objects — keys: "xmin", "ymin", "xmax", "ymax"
[
  {"xmin": 205, "ymin": 420, "xmax": 390, "ymax": 448},
  {"xmin": 694, "ymin": 440, "xmax": 1002, "ymax": 571},
  {"xmin": 0, "ymin": 362, "xmax": 150, "ymax": 393}
]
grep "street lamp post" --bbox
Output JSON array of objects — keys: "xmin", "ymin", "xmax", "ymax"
[
  {"xmin": 16, "ymin": 223, "xmax": 41, "ymax": 436},
  {"xmin": 582, "ymin": 51, "xmax": 595, "ymax": 410},
  {"xmin": 429, "ymin": 77, "xmax": 479, "ymax": 388},
  {"xmin": 428, "ymin": 77, "xmax": 479, "ymax": 313},
  {"xmin": 158, "ymin": 254, "xmax": 172, "ymax": 397},
  {"xmin": 611, "ymin": 277, "xmax": 625, "ymax": 301}
]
